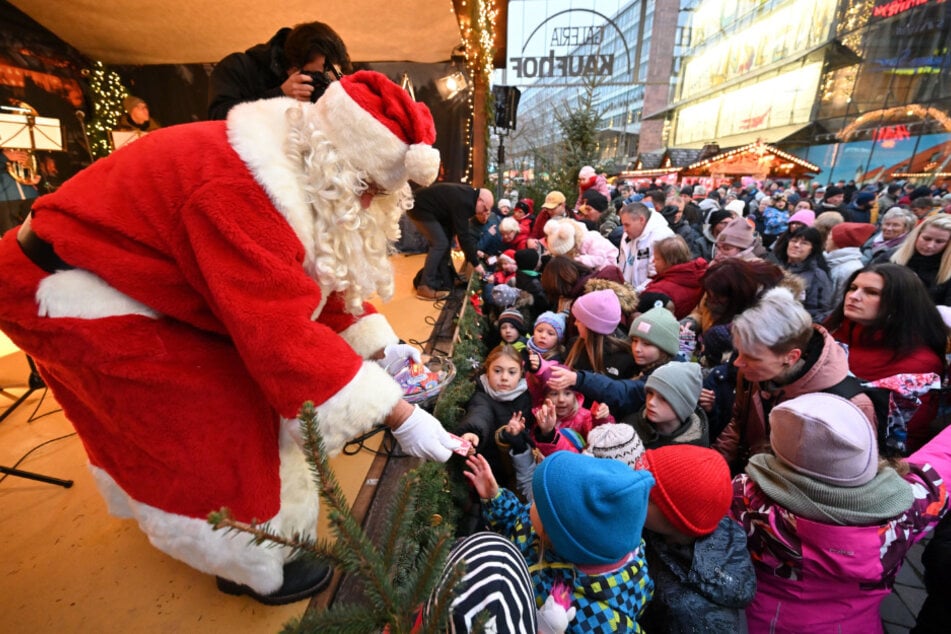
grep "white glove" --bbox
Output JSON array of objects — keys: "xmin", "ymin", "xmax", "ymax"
[
  {"xmin": 391, "ymin": 405, "xmax": 461, "ymax": 462},
  {"xmin": 380, "ymin": 343, "xmax": 422, "ymax": 373},
  {"xmin": 537, "ymin": 591, "xmax": 577, "ymax": 634}
]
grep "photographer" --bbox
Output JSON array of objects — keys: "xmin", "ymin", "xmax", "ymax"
[{"xmin": 208, "ymin": 21, "xmax": 351, "ymax": 119}]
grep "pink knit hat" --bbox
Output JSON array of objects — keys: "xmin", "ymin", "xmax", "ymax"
[
  {"xmin": 787, "ymin": 209, "xmax": 816, "ymax": 227},
  {"xmin": 571, "ymin": 289, "xmax": 621, "ymax": 335}
]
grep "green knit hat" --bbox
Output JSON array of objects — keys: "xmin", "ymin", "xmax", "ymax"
[{"xmin": 629, "ymin": 306, "xmax": 679, "ymax": 356}]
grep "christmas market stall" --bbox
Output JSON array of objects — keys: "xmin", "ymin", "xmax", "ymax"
[{"xmin": 679, "ymin": 141, "xmax": 821, "ymax": 187}]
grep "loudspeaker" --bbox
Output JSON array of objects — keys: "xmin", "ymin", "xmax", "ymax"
[{"xmin": 492, "ymin": 85, "xmax": 521, "ymax": 131}]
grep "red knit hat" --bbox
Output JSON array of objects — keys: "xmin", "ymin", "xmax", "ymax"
[
  {"xmin": 315, "ymin": 70, "xmax": 440, "ymax": 190},
  {"xmin": 830, "ymin": 222, "xmax": 876, "ymax": 249},
  {"xmin": 642, "ymin": 445, "xmax": 731, "ymax": 537}
]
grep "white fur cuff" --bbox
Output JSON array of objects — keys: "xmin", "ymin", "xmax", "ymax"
[{"xmin": 339, "ymin": 313, "xmax": 399, "ymax": 359}]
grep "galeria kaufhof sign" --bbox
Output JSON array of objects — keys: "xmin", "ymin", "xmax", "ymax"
[{"xmin": 506, "ymin": 0, "xmax": 634, "ymax": 87}]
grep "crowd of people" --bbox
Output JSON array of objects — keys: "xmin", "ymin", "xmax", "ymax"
[{"xmin": 448, "ymin": 170, "xmax": 951, "ymax": 632}]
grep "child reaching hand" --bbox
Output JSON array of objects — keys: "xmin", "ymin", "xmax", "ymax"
[
  {"xmin": 465, "ymin": 451, "xmax": 656, "ymax": 633},
  {"xmin": 457, "ymin": 344, "xmax": 534, "ymax": 482}
]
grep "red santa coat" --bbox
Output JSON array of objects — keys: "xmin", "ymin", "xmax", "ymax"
[{"xmin": 0, "ymin": 103, "xmax": 402, "ymax": 526}]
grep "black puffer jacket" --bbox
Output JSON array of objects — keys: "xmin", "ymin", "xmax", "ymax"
[{"xmin": 208, "ymin": 28, "xmax": 290, "ymax": 120}]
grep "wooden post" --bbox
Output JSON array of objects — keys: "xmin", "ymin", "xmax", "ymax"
[{"xmin": 471, "ymin": 71, "xmax": 487, "ymax": 188}]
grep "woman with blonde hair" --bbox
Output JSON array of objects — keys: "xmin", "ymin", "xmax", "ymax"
[{"xmin": 891, "ymin": 213, "xmax": 951, "ymax": 306}]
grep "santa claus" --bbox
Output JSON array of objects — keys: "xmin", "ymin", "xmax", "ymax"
[{"xmin": 0, "ymin": 71, "xmax": 460, "ymax": 604}]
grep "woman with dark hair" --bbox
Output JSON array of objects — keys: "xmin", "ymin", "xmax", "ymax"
[
  {"xmin": 826, "ymin": 263, "xmax": 947, "ymax": 453},
  {"xmin": 773, "ymin": 226, "xmax": 833, "ymax": 321},
  {"xmin": 643, "ymin": 235, "xmax": 707, "ymax": 319},
  {"xmin": 539, "ymin": 255, "xmax": 623, "ymax": 314},
  {"xmin": 689, "ymin": 259, "xmax": 787, "ymax": 441}
]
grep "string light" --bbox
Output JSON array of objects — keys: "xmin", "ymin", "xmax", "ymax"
[
  {"xmin": 458, "ymin": 0, "xmax": 498, "ymax": 184},
  {"xmin": 85, "ymin": 60, "xmax": 129, "ymax": 159},
  {"xmin": 686, "ymin": 141, "xmax": 819, "ymax": 172}
]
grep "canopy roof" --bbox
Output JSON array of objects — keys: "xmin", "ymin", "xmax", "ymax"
[{"xmin": 9, "ymin": 0, "xmax": 465, "ymax": 65}]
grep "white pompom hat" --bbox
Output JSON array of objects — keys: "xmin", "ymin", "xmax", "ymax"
[{"xmin": 315, "ymin": 70, "xmax": 441, "ymax": 191}]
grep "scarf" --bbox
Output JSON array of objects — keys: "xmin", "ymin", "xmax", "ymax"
[
  {"xmin": 478, "ymin": 374, "xmax": 528, "ymax": 402},
  {"xmin": 745, "ymin": 453, "xmax": 914, "ymax": 526}
]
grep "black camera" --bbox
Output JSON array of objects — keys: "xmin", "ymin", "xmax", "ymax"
[{"xmin": 300, "ymin": 70, "xmax": 335, "ymax": 103}]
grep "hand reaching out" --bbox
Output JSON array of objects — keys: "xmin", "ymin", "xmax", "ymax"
[
  {"xmin": 461, "ymin": 432, "xmax": 480, "ymax": 451},
  {"xmin": 547, "ymin": 366, "xmax": 577, "ymax": 391},
  {"xmin": 528, "ymin": 351, "xmax": 541, "ymax": 373},
  {"xmin": 506, "ymin": 411, "xmax": 526, "ymax": 436},
  {"xmin": 591, "ymin": 401, "xmax": 610, "ymax": 420},
  {"xmin": 699, "ymin": 388, "xmax": 715, "ymax": 413},
  {"xmin": 464, "ymin": 453, "xmax": 499, "ymax": 501}
]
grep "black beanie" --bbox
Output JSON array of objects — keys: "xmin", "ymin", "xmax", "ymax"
[
  {"xmin": 515, "ymin": 248, "xmax": 539, "ymax": 271},
  {"xmin": 707, "ymin": 209, "xmax": 732, "ymax": 228}
]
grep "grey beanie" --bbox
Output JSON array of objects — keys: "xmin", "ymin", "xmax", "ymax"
[
  {"xmin": 629, "ymin": 306, "xmax": 680, "ymax": 357},
  {"xmin": 645, "ymin": 362, "xmax": 702, "ymax": 422}
]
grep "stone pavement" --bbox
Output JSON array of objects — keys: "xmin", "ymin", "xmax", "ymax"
[{"xmin": 880, "ymin": 537, "xmax": 929, "ymax": 633}]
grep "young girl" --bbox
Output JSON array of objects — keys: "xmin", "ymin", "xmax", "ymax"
[
  {"xmin": 465, "ymin": 450, "xmax": 655, "ymax": 633},
  {"xmin": 564, "ymin": 289, "xmax": 635, "ymax": 379},
  {"xmin": 458, "ymin": 344, "xmax": 534, "ymax": 482},
  {"xmin": 499, "ymin": 370, "xmax": 615, "ymax": 500}
]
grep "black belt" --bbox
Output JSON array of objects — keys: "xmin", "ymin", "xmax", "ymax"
[{"xmin": 17, "ymin": 222, "xmax": 74, "ymax": 273}]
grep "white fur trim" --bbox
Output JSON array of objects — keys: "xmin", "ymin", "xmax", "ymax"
[
  {"xmin": 227, "ymin": 98, "xmax": 318, "ymax": 275},
  {"xmin": 315, "ymin": 84, "xmax": 412, "ymax": 192},
  {"xmin": 36, "ymin": 269, "xmax": 160, "ymax": 319},
  {"xmin": 339, "ymin": 313, "xmax": 399, "ymax": 359},
  {"xmin": 286, "ymin": 361, "xmax": 403, "ymax": 455},
  {"xmin": 404, "ymin": 144, "xmax": 440, "ymax": 186},
  {"xmin": 89, "ymin": 426, "xmax": 318, "ymax": 596}
]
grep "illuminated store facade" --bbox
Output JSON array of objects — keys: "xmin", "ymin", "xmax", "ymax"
[{"xmin": 661, "ymin": 0, "xmax": 951, "ymax": 184}]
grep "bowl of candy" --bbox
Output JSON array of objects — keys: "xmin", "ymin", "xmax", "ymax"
[{"xmin": 387, "ymin": 354, "xmax": 456, "ymax": 407}]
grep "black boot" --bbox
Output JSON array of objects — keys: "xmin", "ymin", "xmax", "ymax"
[{"xmin": 216, "ymin": 558, "xmax": 334, "ymax": 605}]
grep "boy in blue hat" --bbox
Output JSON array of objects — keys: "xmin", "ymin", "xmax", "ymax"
[{"xmin": 465, "ymin": 451, "xmax": 655, "ymax": 632}]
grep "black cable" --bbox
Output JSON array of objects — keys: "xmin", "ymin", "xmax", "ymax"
[
  {"xmin": 24, "ymin": 387, "xmax": 63, "ymax": 423},
  {"xmin": 0, "ymin": 430, "xmax": 77, "ymax": 485}
]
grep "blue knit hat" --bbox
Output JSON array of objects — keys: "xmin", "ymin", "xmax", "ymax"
[
  {"xmin": 534, "ymin": 311, "xmax": 566, "ymax": 341},
  {"xmin": 532, "ymin": 452, "xmax": 654, "ymax": 565}
]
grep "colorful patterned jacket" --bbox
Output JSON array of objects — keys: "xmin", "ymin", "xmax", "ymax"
[{"xmin": 483, "ymin": 488, "xmax": 654, "ymax": 633}]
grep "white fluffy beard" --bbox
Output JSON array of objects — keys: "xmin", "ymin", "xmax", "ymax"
[{"xmin": 289, "ymin": 120, "xmax": 412, "ymax": 316}]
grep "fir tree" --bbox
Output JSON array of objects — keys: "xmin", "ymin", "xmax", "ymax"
[
  {"xmin": 85, "ymin": 61, "xmax": 128, "ymax": 159},
  {"xmin": 208, "ymin": 402, "xmax": 465, "ymax": 633}
]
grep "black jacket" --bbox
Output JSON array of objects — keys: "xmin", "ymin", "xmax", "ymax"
[
  {"xmin": 208, "ymin": 28, "xmax": 291, "ymax": 120},
  {"xmin": 408, "ymin": 183, "xmax": 482, "ymax": 266}
]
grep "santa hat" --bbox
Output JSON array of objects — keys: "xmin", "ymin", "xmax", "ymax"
[
  {"xmin": 498, "ymin": 249, "xmax": 516, "ymax": 265},
  {"xmin": 315, "ymin": 70, "xmax": 440, "ymax": 191}
]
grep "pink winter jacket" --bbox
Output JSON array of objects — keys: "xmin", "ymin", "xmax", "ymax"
[{"xmin": 731, "ymin": 425, "xmax": 951, "ymax": 633}]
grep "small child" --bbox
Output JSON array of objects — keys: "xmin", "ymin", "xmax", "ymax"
[
  {"xmin": 514, "ymin": 248, "xmax": 549, "ymax": 319},
  {"xmin": 465, "ymin": 450, "xmax": 655, "ymax": 633},
  {"xmin": 458, "ymin": 344, "xmax": 534, "ymax": 482},
  {"xmin": 491, "ymin": 249, "xmax": 518, "ymax": 286},
  {"xmin": 628, "ymin": 306, "xmax": 681, "ymax": 379},
  {"xmin": 626, "ymin": 361, "xmax": 709, "ymax": 449},
  {"xmin": 498, "ymin": 307, "xmax": 528, "ymax": 347},
  {"xmin": 499, "ymin": 366, "xmax": 615, "ymax": 500},
  {"xmin": 527, "ymin": 311, "xmax": 566, "ymax": 362},
  {"xmin": 584, "ymin": 422, "xmax": 646, "ymax": 469},
  {"xmin": 638, "ymin": 445, "xmax": 756, "ymax": 633}
]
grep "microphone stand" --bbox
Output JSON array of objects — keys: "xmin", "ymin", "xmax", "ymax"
[{"xmin": 75, "ymin": 111, "xmax": 95, "ymax": 164}]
